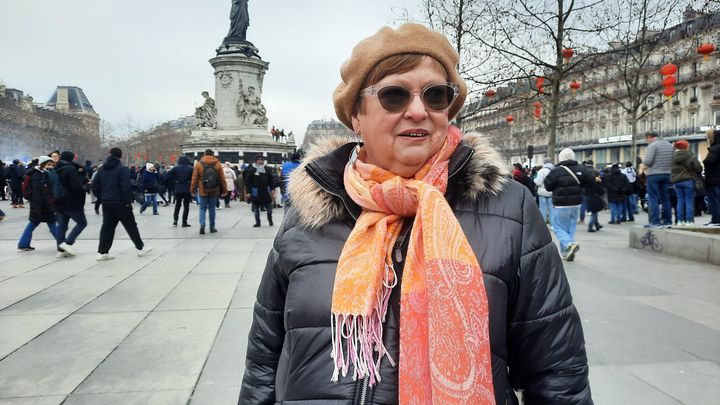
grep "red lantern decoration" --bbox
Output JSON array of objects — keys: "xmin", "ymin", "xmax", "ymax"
[
  {"xmin": 485, "ymin": 89, "xmax": 496, "ymax": 98},
  {"xmin": 535, "ymin": 77, "xmax": 545, "ymax": 88},
  {"xmin": 533, "ymin": 101, "xmax": 542, "ymax": 108},
  {"xmin": 659, "ymin": 63, "xmax": 678, "ymax": 76},
  {"xmin": 661, "ymin": 76, "xmax": 677, "ymax": 87},
  {"xmin": 505, "ymin": 114, "xmax": 515, "ymax": 124},
  {"xmin": 170, "ymin": 154, "xmax": 177, "ymax": 163},
  {"xmin": 562, "ymin": 48, "xmax": 574, "ymax": 63},
  {"xmin": 697, "ymin": 43, "xmax": 716, "ymax": 60},
  {"xmin": 569, "ymin": 80, "xmax": 581, "ymax": 92},
  {"xmin": 662, "ymin": 86, "xmax": 676, "ymax": 100}
]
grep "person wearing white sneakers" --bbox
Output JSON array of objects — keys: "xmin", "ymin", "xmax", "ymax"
[{"xmin": 91, "ymin": 147, "xmax": 152, "ymax": 261}]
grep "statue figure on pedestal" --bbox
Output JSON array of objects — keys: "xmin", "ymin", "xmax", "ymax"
[
  {"xmin": 226, "ymin": 0, "xmax": 250, "ymax": 42},
  {"xmin": 195, "ymin": 91, "xmax": 217, "ymax": 128},
  {"xmin": 240, "ymin": 86, "xmax": 268, "ymax": 126}
]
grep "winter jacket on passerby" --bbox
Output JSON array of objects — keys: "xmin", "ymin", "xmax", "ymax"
[
  {"xmin": 239, "ymin": 134, "xmax": 592, "ymax": 405},
  {"xmin": 244, "ymin": 164, "xmax": 275, "ymax": 204},
  {"xmin": 166, "ymin": 156, "xmax": 194, "ymax": 194},
  {"xmin": 534, "ymin": 162, "xmax": 554, "ymax": 197},
  {"xmin": 190, "ymin": 155, "xmax": 227, "ymax": 197},
  {"xmin": 91, "ymin": 156, "xmax": 132, "ymax": 205},
  {"xmin": 671, "ymin": 149, "xmax": 703, "ymax": 184},
  {"xmin": 141, "ymin": 170, "xmax": 160, "ymax": 193},
  {"xmin": 703, "ymin": 133, "xmax": 720, "ymax": 187},
  {"xmin": 53, "ymin": 160, "xmax": 86, "ymax": 212},
  {"xmin": 27, "ymin": 167, "xmax": 56, "ymax": 223},
  {"xmin": 223, "ymin": 166, "xmax": 237, "ymax": 194},
  {"xmin": 7, "ymin": 162, "xmax": 24, "ymax": 189},
  {"xmin": 544, "ymin": 160, "xmax": 594, "ymax": 207},
  {"xmin": 603, "ymin": 167, "xmax": 632, "ymax": 203},
  {"xmin": 642, "ymin": 138, "xmax": 674, "ymax": 176},
  {"xmin": 585, "ymin": 175, "xmax": 605, "ymax": 213}
]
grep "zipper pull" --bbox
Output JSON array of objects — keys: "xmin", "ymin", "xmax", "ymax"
[{"xmin": 394, "ymin": 244, "xmax": 403, "ymax": 263}]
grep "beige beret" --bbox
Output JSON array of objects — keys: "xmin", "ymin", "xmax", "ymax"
[{"xmin": 333, "ymin": 23, "xmax": 467, "ymax": 129}]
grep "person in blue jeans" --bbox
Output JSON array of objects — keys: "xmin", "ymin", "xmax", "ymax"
[
  {"xmin": 603, "ymin": 163, "xmax": 631, "ymax": 224},
  {"xmin": 18, "ymin": 156, "xmax": 58, "ymax": 252},
  {"xmin": 54, "ymin": 151, "xmax": 88, "ymax": 257},
  {"xmin": 702, "ymin": 128, "xmax": 720, "ymax": 227},
  {"xmin": 543, "ymin": 148, "xmax": 594, "ymax": 261},
  {"xmin": 190, "ymin": 149, "xmax": 227, "ymax": 234},
  {"xmin": 671, "ymin": 140, "xmax": 702, "ymax": 226},
  {"xmin": 139, "ymin": 163, "xmax": 160, "ymax": 215},
  {"xmin": 642, "ymin": 132, "xmax": 674, "ymax": 228}
]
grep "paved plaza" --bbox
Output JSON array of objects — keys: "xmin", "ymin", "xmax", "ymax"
[{"xmin": 0, "ymin": 199, "xmax": 719, "ymax": 404}]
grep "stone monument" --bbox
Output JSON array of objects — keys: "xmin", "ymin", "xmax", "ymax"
[{"xmin": 182, "ymin": 0, "xmax": 295, "ymax": 165}]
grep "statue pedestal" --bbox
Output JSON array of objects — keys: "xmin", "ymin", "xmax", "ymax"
[{"xmin": 182, "ymin": 42, "xmax": 296, "ymax": 164}]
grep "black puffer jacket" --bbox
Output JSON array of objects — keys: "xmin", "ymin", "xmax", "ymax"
[
  {"xmin": 703, "ymin": 133, "xmax": 720, "ymax": 187},
  {"xmin": 239, "ymin": 135, "xmax": 592, "ymax": 405},
  {"xmin": 602, "ymin": 167, "xmax": 631, "ymax": 203},
  {"xmin": 166, "ymin": 156, "xmax": 194, "ymax": 194},
  {"xmin": 544, "ymin": 160, "xmax": 594, "ymax": 206},
  {"xmin": 28, "ymin": 167, "xmax": 56, "ymax": 223},
  {"xmin": 91, "ymin": 156, "xmax": 132, "ymax": 205},
  {"xmin": 53, "ymin": 160, "xmax": 86, "ymax": 212}
]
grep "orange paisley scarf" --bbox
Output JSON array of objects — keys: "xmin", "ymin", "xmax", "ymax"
[{"xmin": 331, "ymin": 125, "xmax": 495, "ymax": 404}]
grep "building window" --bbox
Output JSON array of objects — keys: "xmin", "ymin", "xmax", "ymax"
[
  {"xmin": 715, "ymin": 110, "xmax": 720, "ymax": 126},
  {"xmin": 611, "ymin": 148, "xmax": 620, "ymax": 163},
  {"xmin": 596, "ymin": 149, "xmax": 607, "ymax": 165}
]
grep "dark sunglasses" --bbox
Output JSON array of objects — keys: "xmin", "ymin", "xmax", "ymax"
[{"xmin": 360, "ymin": 82, "xmax": 459, "ymax": 113}]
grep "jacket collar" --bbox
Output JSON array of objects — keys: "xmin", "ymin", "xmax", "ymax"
[{"xmin": 289, "ymin": 132, "xmax": 508, "ymax": 229}]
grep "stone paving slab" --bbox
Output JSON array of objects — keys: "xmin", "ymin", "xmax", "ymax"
[{"xmin": 73, "ymin": 309, "xmax": 225, "ymax": 394}]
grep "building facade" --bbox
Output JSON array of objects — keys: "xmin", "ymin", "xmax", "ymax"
[
  {"xmin": 460, "ymin": 9, "xmax": 720, "ymax": 167},
  {"xmin": 301, "ymin": 118, "xmax": 357, "ymax": 149},
  {"xmin": 0, "ymin": 85, "xmax": 101, "ymax": 162}
]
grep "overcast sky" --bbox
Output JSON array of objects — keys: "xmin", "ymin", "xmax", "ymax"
[{"xmin": 0, "ymin": 0, "xmax": 421, "ymax": 143}]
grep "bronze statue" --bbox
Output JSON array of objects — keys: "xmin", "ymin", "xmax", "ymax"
[{"xmin": 226, "ymin": 0, "xmax": 250, "ymax": 41}]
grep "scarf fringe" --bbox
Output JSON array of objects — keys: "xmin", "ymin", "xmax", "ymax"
[{"xmin": 330, "ymin": 265, "xmax": 396, "ymax": 386}]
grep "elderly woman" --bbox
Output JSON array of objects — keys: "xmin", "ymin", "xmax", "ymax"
[{"xmin": 239, "ymin": 23, "xmax": 591, "ymax": 404}]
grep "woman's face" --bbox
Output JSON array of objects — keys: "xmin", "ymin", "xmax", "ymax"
[
  {"xmin": 351, "ymin": 57, "xmax": 450, "ymax": 178},
  {"xmin": 50, "ymin": 152, "xmax": 60, "ymax": 163}
]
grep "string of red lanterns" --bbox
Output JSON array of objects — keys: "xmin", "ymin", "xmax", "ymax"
[
  {"xmin": 659, "ymin": 63, "xmax": 677, "ymax": 100},
  {"xmin": 697, "ymin": 43, "xmax": 716, "ymax": 61}
]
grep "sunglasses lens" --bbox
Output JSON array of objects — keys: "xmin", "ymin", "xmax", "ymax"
[
  {"xmin": 423, "ymin": 85, "xmax": 455, "ymax": 110},
  {"xmin": 377, "ymin": 86, "xmax": 411, "ymax": 112}
]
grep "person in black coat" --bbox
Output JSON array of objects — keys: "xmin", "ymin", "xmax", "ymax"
[
  {"xmin": 703, "ymin": 128, "xmax": 720, "ymax": 226},
  {"xmin": 240, "ymin": 23, "xmax": 591, "ymax": 405},
  {"xmin": 244, "ymin": 155, "xmax": 275, "ymax": 227},
  {"xmin": 7, "ymin": 159, "xmax": 25, "ymax": 207},
  {"xmin": 544, "ymin": 148, "xmax": 594, "ymax": 261},
  {"xmin": 585, "ymin": 171, "xmax": 605, "ymax": 232},
  {"xmin": 603, "ymin": 163, "xmax": 632, "ymax": 224},
  {"xmin": 54, "ymin": 151, "xmax": 88, "ymax": 257},
  {"xmin": 0, "ymin": 160, "xmax": 7, "ymax": 201},
  {"xmin": 91, "ymin": 147, "xmax": 152, "ymax": 260},
  {"xmin": 17, "ymin": 156, "xmax": 58, "ymax": 251},
  {"xmin": 165, "ymin": 155, "xmax": 194, "ymax": 227}
]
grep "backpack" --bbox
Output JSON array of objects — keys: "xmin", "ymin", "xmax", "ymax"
[
  {"xmin": 46, "ymin": 167, "xmax": 66, "ymax": 202},
  {"xmin": 21, "ymin": 173, "xmax": 32, "ymax": 200},
  {"xmin": 201, "ymin": 162, "xmax": 219, "ymax": 191}
]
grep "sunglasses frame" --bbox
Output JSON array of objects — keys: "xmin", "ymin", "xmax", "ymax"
[{"xmin": 359, "ymin": 82, "xmax": 460, "ymax": 113}]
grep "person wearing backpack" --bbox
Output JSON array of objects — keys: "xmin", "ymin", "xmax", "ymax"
[
  {"xmin": 190, "ymin": 149, "xmax": 227, "ymax": 234},
  {"xmin": 17, "ymin": 156, "xmax": 58, "ymax": 252},
  {"xmin": 166, "ymin": 155, "xmax": 194, "ymax": 227},
  {"xmin": 53, "ymin": 151, "xmax": 88, "ymax": 257},
  {"xmin": 91, "ymin": 147, "xmax": 153, "ymax": 260}
]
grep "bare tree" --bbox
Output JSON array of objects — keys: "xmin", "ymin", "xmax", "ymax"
[{"xmin": 580, "ymin": 0, "xmax": 700, "ymax": 165}]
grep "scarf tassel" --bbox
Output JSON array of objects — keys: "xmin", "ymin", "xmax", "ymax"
[{"xmin": 330, "ymin": 269, "xmax": 396, "ymax": 386}]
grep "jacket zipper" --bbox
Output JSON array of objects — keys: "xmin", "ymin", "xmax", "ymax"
[
  {"xmin": 359, "ymin": 376, "xmax": 369, "ymax": 405},
  {"xmin": 448, "ymin": 149, "xmax": 475, "ymax": 179}
]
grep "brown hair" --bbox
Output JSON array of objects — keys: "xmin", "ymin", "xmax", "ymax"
[{"xmin": 353, "ymin": 54, "xmax": 448, "ymax": 115}]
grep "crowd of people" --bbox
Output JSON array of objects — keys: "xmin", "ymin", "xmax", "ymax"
[
  {"xmin": 510, "ymin": 127, "xmax": 718, "ymax": 261},
  {"xmin": 0, "ymin": 147, "xmax": 305, "ymax": 257}
]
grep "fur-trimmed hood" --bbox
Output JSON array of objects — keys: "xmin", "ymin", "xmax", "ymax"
[{"xmin": 288, "ymin": 131, "xmax": 509, "ymax": 229}]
